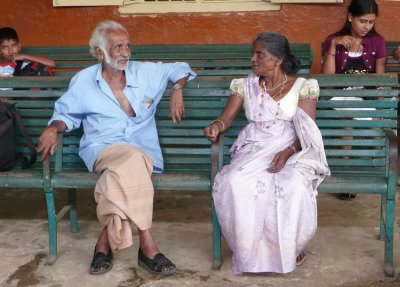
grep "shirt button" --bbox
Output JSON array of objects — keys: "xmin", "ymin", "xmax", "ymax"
[{"xmin": 259, "ymin": 113, "xmax": 262, "ymax": 116}]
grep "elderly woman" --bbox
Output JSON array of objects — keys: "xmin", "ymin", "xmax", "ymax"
[{"xmin": 204, "ymin": 32, "xmax": 330, "ymax": 274}]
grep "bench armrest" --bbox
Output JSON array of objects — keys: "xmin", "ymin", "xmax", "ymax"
[{"xmin": 210, "ymin": 133, "xmax": 224, "ymax": 184}]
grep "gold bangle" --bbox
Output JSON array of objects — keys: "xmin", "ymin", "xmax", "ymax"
[{"xmin": 211, "ymin": 119, "xmax": 225, "ymax": 131}]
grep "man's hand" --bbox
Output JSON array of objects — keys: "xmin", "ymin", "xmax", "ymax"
[
  {"xmin": 37, "ymin": 126, "xmax": 58, "ymax": 161},
  {"xmin": 169, "ymin": 89, "xmax": 185, "ymax": 124}
]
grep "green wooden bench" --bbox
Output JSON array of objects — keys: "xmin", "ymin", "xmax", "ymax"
[
  {"xmin": 21, "ymin": 44, "xmax": 313, "ymax": 77},
  {"xmin": 0, "ymin": 73, "xmax": 398, "ymax": 277}
]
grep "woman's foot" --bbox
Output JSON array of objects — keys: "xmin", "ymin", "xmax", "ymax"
[
  {"xmin": 296, "ymin": 251, "xmax": 308, "ymax": 266},
  {"xmin": 338, "ymin": 193, "xmax": 357, "ymax": 201}
]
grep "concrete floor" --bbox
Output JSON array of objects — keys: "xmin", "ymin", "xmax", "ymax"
[{"xmin": 0, "ymin": 189, "xmax": 400, "ymax": 287}]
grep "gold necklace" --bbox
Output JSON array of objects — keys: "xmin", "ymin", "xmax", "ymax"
[
  {"xmin": 260, "ymin": 74, "xmax": 287, "ymax": 92},
  {"xmin": 270, "ymin": 82, "xmax": 285, "ymax": 100},
  {"xmin": 349, "ymin": 40, "xmax": 362, "ymax": 53},
  {"xmin": 257, "ymin": 80, "xmax": 286, "ymax": 129}
]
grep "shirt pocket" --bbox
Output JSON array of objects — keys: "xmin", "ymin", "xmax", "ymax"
[{"xmin": 142, "ymin": 97, "xmax": 156, "ymax": 111}]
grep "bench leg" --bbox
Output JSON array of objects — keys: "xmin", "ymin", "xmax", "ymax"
[
  {"xmin": 379, "ymin": 192, "xmax": 386, "ymax": 241},
  {"xmin": 68, "ymin": 188, "xmax": 78, "ymax": 233},
  {"xmin": 384, "ymin": 198, "xmax": 395, "ymax": 277},
  {"xmin": 44, "ymin": 188, "xmax": 57, "ymax": 265},
  {"xmin": 212, "ymin": 199, "xmax": 222, "ymax": 269}
]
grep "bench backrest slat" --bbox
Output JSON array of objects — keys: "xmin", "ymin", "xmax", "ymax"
[{"xmin": 21, "ymin": 44, "xmax": 312, "ymax": 77}]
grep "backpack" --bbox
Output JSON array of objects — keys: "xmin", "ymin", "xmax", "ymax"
[
  {"xmin": 0, "ymin": 101, "xmax": 37, "ymax": 171},
  {"xmin": 13, "ymin": 61, "xmax": 54, "ymax": 77}
]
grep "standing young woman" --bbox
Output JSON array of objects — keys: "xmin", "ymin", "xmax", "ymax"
[{"xmin": 322, "ymin": 0, "xmax": 387, "ymax": 201}]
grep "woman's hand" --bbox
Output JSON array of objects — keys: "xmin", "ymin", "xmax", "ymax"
[
  {"xmin": 331, "ymin": 35, "xmax": 359, "ymax": 51},
  {"xmin": 267, "ymin": 147, "xmax": 294, "ymax": 173},
  {"xmin": 204, "ymin": 122, "xmax": 222, "ymax": 143}
]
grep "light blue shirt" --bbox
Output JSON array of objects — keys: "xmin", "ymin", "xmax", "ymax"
[{"xmin": 50, "ymin": 61, "xmax": 196, "ymax": 172}]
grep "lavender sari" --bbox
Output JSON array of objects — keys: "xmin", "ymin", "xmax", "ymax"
[{"xmin": 212, "ymin": 75, "xmax": 330, "ymax": 274}]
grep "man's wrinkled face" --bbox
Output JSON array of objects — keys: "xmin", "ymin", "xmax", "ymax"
[
  {"xmin": 102, "ymin": 29, "xmax": 131, "ymax": 71},
  {"xmin": 0, "ymin": 39, "xmax": 20, "ymax": 61}
]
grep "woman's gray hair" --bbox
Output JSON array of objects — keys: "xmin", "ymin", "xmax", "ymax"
[
  {"xmin": 89, "ymin": 20, "xmax": 128, "ymax": 58},
  {"xmin": 253, "ymin": 32, "xmax": 300, "ymax": 74}
]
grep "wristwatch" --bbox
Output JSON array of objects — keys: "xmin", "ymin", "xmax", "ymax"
[{"xmin": 172, "ymin": 83, "xmax": 183, "ymax": 91}]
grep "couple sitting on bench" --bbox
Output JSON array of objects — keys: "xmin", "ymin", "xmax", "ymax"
[{"xmin": 35, "ymin": 20, "xmax": 329, "ymax": 276}]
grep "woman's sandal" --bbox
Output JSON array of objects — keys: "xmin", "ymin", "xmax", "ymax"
[
  {"xmin": 89, "ymin": 249, "xmax": 113, "ymax": 275},
  {"xmin": 296, "ymin": 251, "xmax": 308, "ymax": 266},
  {"xmin": 137, "ymin": 248, "xmax": 176, "ymax": 276},
  {"xmin": 338, "ymin": 193, "xmax": 357, "ymax": 201}
]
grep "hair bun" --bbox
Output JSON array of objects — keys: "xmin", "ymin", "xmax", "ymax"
[{"xmin": 284, "ymin": 54, "xmax": 300, "ymax": 74}]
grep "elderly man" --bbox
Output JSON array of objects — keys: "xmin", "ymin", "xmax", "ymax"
[{"xmin": 38, "ymin": 20, "xmax": 196, "ymax": 276}]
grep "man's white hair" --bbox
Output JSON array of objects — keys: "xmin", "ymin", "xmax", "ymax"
[{"xmin": 89, "ymin": 20, "xmax": 128, "ymax": 58}]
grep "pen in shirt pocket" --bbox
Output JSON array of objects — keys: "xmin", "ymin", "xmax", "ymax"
[{"xmin": 144, "ymin": 99, "xmax": 154, "ymax": 109}]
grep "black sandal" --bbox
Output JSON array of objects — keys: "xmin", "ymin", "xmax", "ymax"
[
  {"xmin": 137, "ymin": 249, "xmax": 176, "ymax": 276},
  {"xmin": 89, "ymin": 249, "xmax": 113, "ymax": 275}
]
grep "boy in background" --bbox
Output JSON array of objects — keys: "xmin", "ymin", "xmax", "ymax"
[{"xmin": 0, "ymin": 27, "xmax": 55, "ymax": 77}]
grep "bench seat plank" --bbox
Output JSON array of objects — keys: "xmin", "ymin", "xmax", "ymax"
[
  {"xmin": 0, "ymin": 171, "xmax": 43, "ymax": 188},
  {"xmin": 319, "ymin": 176, "xmax": 387, "ymax": 193},
  {"xmin": 50, "ymin": 172, "xmax": 211, "ymax": 191}
]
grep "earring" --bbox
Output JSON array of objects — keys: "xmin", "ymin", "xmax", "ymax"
[{"xmin": 349, "ymin": 19, "xmax": 352, "ymax": 22}]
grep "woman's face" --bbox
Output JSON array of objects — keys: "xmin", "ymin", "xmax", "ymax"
[
  {"xmin": 349, "ymin": 13, "xmax": 376, "ymax": 38},
  {"xmin": 251, "ymin": 41, "xmax": 281, "ymax": 76}
]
